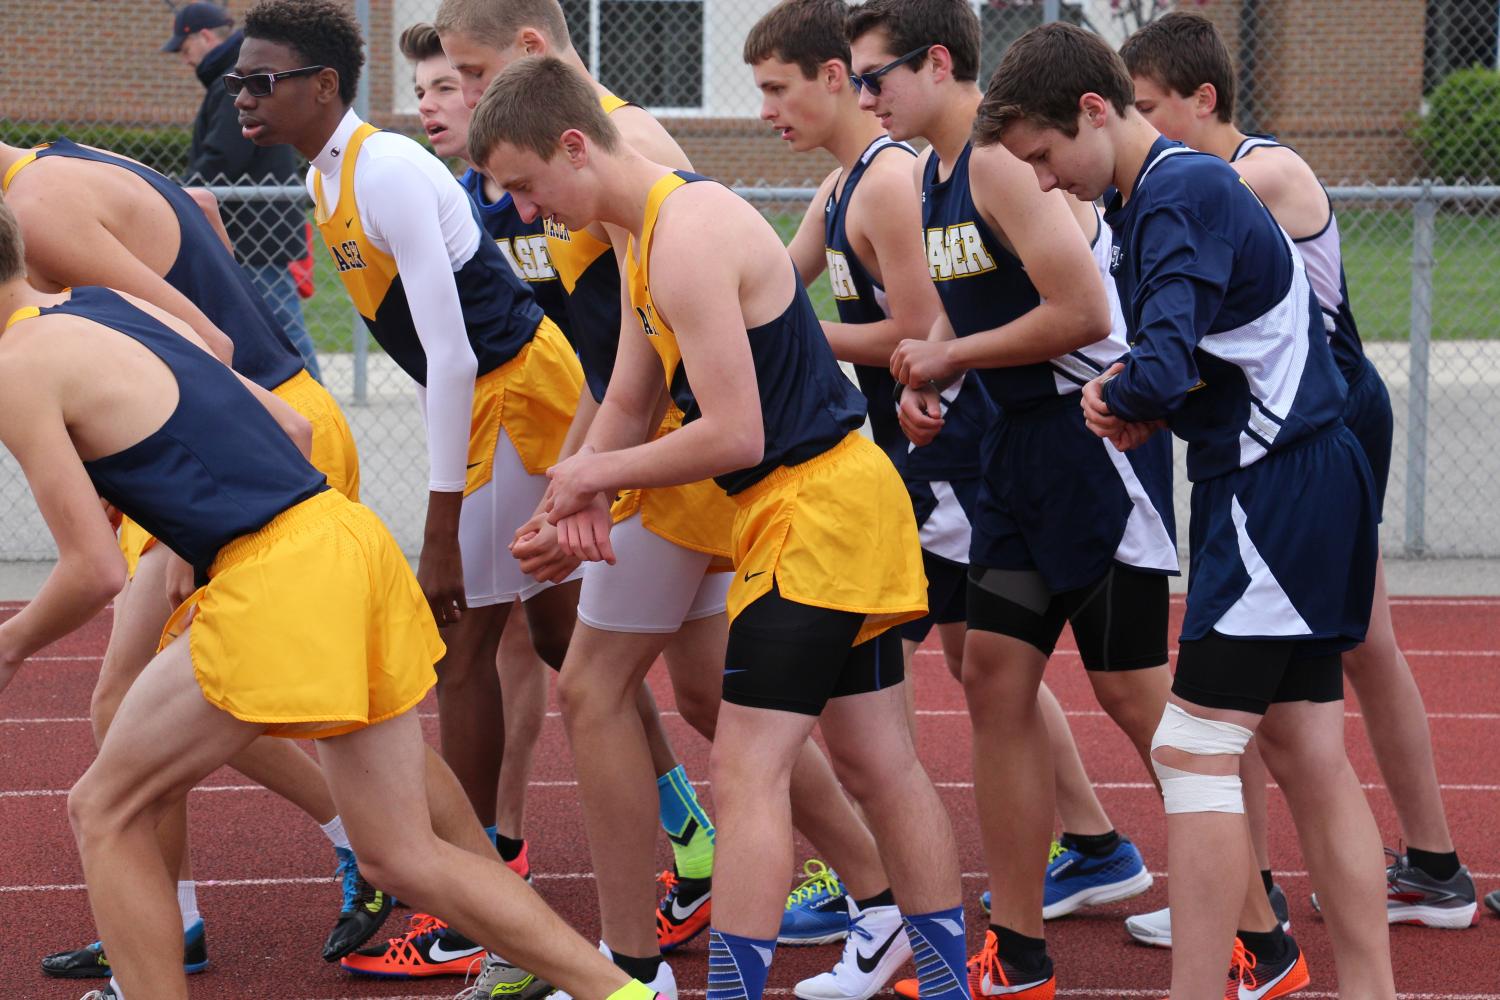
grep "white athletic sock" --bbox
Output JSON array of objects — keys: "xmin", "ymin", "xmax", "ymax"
[
  {"xmin": 110, "ymin": 975, "xmax": 125, "ymax": 999},
  {"xmin": 320, "ymin": 814, "xmax": 352, "ymax": 851},
  {"xmin": 177, "ymin": 880, "xmax": 200, "ymax": 931}
]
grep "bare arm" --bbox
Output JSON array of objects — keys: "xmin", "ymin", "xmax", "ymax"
[
  {"xmin": 923, "ymin": 145, "xmax": 1110, "ymax": 376},
  {"xmin": 786, "ymin": 171, "xmax": 838, "ymax": 284},
  {"xmin": 550, "ymin": 189, "xmax": 765, "ymax": 514},
  {"xmin": 823, "ymin": 157, "xmax": 941, "ymax": 367},
  {"xmin": 0, "ymin": 355, "xmax": 127, "ymax": 689},
  {"xmin": 1230, "ymin": 149, "xmax": 1330, "ymax": 241},
  {"xmin": 11, "ymin": 198, "xmax": 236, "ymax": 365},
  {"xmin": 184, "ymin": 187, "xmax": 237, "ymax": 254}
]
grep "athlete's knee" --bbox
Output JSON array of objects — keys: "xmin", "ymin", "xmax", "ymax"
[
  {"xmin": 1095, "ymin": 682, "xmax": 1164, "ymax": 751},
  {"xmin": 1150, "ymin": 703, "xmax": 1253, "ymax": 815},
  {"xmin": 528, "ymin": 625, "xmax": 570, "ymax": 672},
  {"xmin": 87, "ymin": 683, "xmax": 125, "ymax": 748},
  {"xmin": 673, "ymin": 683, "xmax": 720, "ymax": 740},
  {"xmin": 67, "ymin": 768, "xmax": 136, "ymax": 849}
]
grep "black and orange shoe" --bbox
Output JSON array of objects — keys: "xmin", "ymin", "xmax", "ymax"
[
  {"xmin": 1226, "ymin": 935, "xmax": 1309, "ymax": 1000},
  {"xmin": 655, "ymin": 868, "xmax": 712, "ymax": 951},
  {"xmin": 894, "ymin": 930, "xmax": 1055, "ymax": 1000},
  {"xmin": 339, "ymin": 913, "xmax": 484, "ymax": 978}
]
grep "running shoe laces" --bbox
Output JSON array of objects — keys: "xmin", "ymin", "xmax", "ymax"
[
  {"xmin": 786, "ymin": 859, "xmax": 841, "ymax": 910},
  {"xmin": 335, "ymin": 847, "xmax": 360, "ymax": 912}
]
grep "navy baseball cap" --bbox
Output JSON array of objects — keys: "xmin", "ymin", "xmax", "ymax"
[{"xmin": 162, "ymin": 2, "xmax": 234, "ymax": 52}]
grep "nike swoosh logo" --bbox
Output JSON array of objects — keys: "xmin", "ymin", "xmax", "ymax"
[
  {"xmin": 855, "ymin": 928, "xmax": 904, "ymax": 973},
  {"xmin": 1240, "ymin": 961, "xmax": 1298, "ymax": 1000},
  {"xmin": 743, "ymin": 570, "xmax": 766, "ymax": 582},
  {"xmin": 666, "ymin": 817, "xmax": 699, "ymax": 848},
  {"xmin": 982, "ymin": 973, "xmax": 1053, "ymax": 995},
  {"xmin": 344, "ymin": 218, "xmax": 354, "ymax": 228},
  {"xmin": 669, "ymin": 889, "xmax": 710, "ymax": 921},
  {"xmin": 467, "ymin": 461, "xmax": 481, "ymax": 469},
  {"xmin": 428, "ymin": 941, "xmax": 486, "ymax": 963}
]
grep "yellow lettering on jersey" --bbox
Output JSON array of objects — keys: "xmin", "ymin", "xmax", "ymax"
[
  {"xmin": 925, "ymin": 223, "xmax": 997, "ymax": 282},
  {"xmin": 543, "ymin": 218, "xmax": 571, "ymax": 242},
  {"xmin": 825, "ymin": 249, "xmax": 859, "ymax": 301},
  {"xmin": 496, "ymin": 236, "xmax": 558, "ymax": 283}
]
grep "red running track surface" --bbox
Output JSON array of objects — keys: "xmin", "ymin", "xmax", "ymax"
[{"xmin": 0, "ymin": 598, "xmax": 1496, "ymax": 999}]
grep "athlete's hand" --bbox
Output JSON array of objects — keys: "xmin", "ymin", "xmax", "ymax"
[
  {"xmin": 553, "ymin": 494, "xmax": 617, "ymax": 566},
  {"xmin": 418, "ymin": 537, "xmax": 468, "ymax": 628},
  {"xmin": 545, "ymin": 446, "xmax": 608, "ymax": 523},
  {"xmin": 890, "ymin": 338, "xmax": 959, "ymax": 388},
  {"xmin": 510, "ymin": 512, "xmax": 583, "ymax": 583},
  {"xmin": 100, "ymin": 497, "xmax": 122, "ymax": 531},
  {"xmin": 1108, "ymin": 418, "xmax": 1167, "ymax": 452},
  {"xmin": 161, "ymin": 552, "xmax": 199, "ymax": 613},
  {"xmin": 1082, "ymin": 362, "xmax": 1127, "ymax": 440},
  {"xmin": 898, "ymin": 384, "xmax": 945, "ymax": 447}
]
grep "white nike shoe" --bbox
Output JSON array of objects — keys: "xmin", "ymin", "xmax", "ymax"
[
  {"xmin": 1125, "ymin": 885, "xmax": 1291, "ymax": 949},
  {"xmin": 546, "ymin": 942, "xmax": 678, "ymax": 1000},
  {"xmin": 794, "ymin": 901, "xmax": 911, "ymax": 1000}
]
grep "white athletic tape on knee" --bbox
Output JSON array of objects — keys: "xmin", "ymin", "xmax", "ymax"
[{"xmin": 1151, "ymin": 703, "xmax": 1253, "ymax": 815}]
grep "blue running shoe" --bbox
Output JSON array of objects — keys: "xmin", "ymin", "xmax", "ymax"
[
  {"xmin": 778, "ymin": 859, "xmax": 850, "ymax": 946},
  {"xmin": 980, "ymin": 838, "xmax": 1153, "ymax": 919},
  {"xmin": 1043, "ymin": 835, "xmax": 1152, "ymax": 918}
]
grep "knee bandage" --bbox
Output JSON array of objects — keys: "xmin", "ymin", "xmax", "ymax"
[{"xmin": 1151, "ymin": 703, "xmax": 1253, "ymax": 815}]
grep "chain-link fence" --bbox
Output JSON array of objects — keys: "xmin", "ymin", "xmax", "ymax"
[{"xmin": 2, "ymin": 0, "xmax": 1499, "ymax": 558}]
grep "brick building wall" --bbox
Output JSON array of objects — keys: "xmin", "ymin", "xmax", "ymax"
[{"xmin": 0, "ymin": 0, "xmax": 1436, "ymax": 186}]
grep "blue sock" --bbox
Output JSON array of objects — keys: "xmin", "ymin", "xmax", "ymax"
[
  {"xmin": 706, "ymin": 928, "xmax": 774, "ymax": 1000},
  {"xmin": 484, "ymin": 824, "xmax": 499, "ymax": 849},
  {"xmin": 902, "ymin": 907, "xmax": 968, "ymax": 1000},
  {"xmin": 657, "ymin": 765, "xmax": 715, "ymax": 843}
]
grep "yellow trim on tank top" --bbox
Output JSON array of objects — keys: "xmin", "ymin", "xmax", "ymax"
[
  {"xmin": 312, "ymin": 123, "xmax": 399, "ymax": 321},
  {"xmin": 1, "ymin": 148, "xmax": 43, "ymax": 192}
]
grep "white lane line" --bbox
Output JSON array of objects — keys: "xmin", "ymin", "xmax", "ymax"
[
  {"xmin": 0, "ymin": 871, "xmax": 596, "ymax": 893},
  {"xmin": 8, "ymin": 776, "xmax": 1500, "ymax": 801}
]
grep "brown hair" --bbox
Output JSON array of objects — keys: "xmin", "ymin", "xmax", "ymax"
[
  {"xmin": 398, "ymin": 22, "xmax": 445, "ymax": 63},
  {"xmin": 743, "ymin": 0, "xmax": 851, "ymax": 79},
  {"xmin": 468, "ymin": 56, "xmax": 619, "ymax": 164},
  {"xmin": 974, "ymin": 22, "xmax": 1134, "ymax": 146},
  {"xmin": 1120, "ymin": 11, "xmax": 1235, "ymax": 124},
  {"xmin": 0, "ymin": 196, "xmax": 23, "ymax": 284},
  {"xmin": 434, "ymin": 0, "xmax": 570, "ymax": 50},
  {"xmin": 846, "ymin": 0, "xmax": 979, "ymax": 84}
]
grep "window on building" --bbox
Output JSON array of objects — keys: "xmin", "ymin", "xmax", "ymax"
[
  {"xmin": 1425, "ymin": 0, "xmax": 1500, "ymax": 91},
  {"xmin": 562, "ymin": 0, "xmax": 705, "ymax": 111}
]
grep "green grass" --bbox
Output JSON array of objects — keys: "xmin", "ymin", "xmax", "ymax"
[{"xmin": 301, "ymin": 205, "xmax": 1500, "ymax": 352}]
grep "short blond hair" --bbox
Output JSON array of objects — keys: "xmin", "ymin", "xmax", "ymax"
[
  {"xmin": 434, "ymin": 0, "xmax": 570, "ymax": 49},
  {"xmin": 0, "ymin": 196, "xmax": 24, "ymax": 284},
  {"xmin": 468, "ymin": 55, "xmax": 620, "ymax": 164}
]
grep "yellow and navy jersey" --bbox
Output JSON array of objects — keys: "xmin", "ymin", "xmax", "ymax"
[
  {"xmin": 2, "ymin": 139, "xmax": 304, "ymax": 391},
  {"xmin": 628, "ymin": 171, "xmax": 866, "ymax": 495},
  {"xmin": 312, "ymin": 122, "xmax": 544, "ymax": 386},
  {"xmin": 458, "ymin": 167, "xmax": 572, "ymax": 344},
  {"xmin": 7, "ymin": 287, "xmax": 327, "ymax": 578},
  {"xmin": 544, "ymin": 91, "xmax": 634, "ymax": 402}
]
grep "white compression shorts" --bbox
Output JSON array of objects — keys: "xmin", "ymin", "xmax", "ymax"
[
  {"xmin": 576, "ymin": 513, "xmax": 730, "ymax": 633},
  {"xmin": 459, "ymin": 425, "xmax": 582, "ymax": 607}
]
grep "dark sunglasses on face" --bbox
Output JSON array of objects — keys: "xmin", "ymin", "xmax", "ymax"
[
  {"xmin": 223, "ymin": 65, "xmax": 326, "ymax": 98},
  {"xmin": 851, "ymin": 45, "xmax": 935, "ymax": 97}
]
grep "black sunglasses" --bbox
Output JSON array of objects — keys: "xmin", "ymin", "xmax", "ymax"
[
  {"xmin": 223, "ymin": 65, "xmax": 326, "ymax": 98},
  {"xmin": 851, "ymin": 45, "xmax": 935, "ymax": 97}
]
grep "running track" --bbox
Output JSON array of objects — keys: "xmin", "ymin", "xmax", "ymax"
[{"xmin": 1, "ymin": 597, "xmax": 1496, "ymax": 998}]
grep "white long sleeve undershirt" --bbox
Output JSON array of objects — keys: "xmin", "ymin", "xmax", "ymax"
[{"xmin": 309, "ymin": 110, "xmax": 482, "ymax": 492}]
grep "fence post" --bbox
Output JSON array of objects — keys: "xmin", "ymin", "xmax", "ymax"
[
  {"xmin": 350, "ymin": 0, "xmax": 372, "ymax": 407},
  {"xmin": 1042, "ymin": 0, "xmax": 1061, "ymax": 22},
  {"xmin": 1404, "ymin": 183, "xmax": 1436, "ymax": 555}
]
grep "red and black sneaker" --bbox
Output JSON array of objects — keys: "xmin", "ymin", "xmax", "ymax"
[
  {"xmin": 340, "ymin": 913, "xmax": 485, "ymax": 978},
  {"xmin": 656, "ymin": 868, "xmax": 712, "ymax": 951}
]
